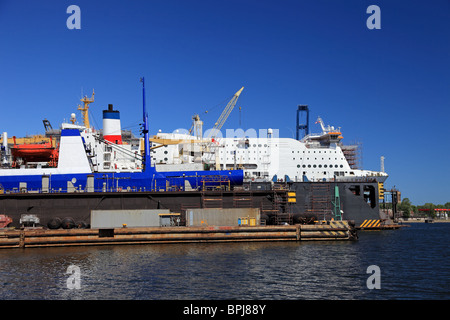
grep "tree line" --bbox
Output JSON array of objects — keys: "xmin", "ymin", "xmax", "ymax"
[{"xmin": 397, "ymin": 198, "xmax": 450, "ymax": 218}]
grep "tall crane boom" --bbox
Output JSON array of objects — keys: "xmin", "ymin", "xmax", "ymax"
[{"xmin": 206, "ymin": 87, "xmax": 244, "ymax": 140}]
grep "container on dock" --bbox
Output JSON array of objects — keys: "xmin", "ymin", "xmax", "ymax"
[
  {"xmin": 91, "ymin": 209, "xmax": 173, "ymax": 228},
  {"xmin": 185, "ymin": 208, "xmax": 260, "ymax": 227}
]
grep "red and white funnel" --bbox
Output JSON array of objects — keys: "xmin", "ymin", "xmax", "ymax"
[{"xmin": 103, "ymin": 104, "xmax": 122, "ymax": 144}]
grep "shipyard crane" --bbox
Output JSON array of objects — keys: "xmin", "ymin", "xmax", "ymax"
[
  {"xmin": 206, "ymin": 87, "xmax": 244, "ymax": 140},
  {"xmin": 42, "ymin": 119, "xmax": 53, "ymax": 132},
  {"xmin": 315, "ymin": 116, "xmax": 341, "ymax": 134},
  {"xmin": 150, "ymin": 114, "xmax": 205, "ymax": 150},
  {"xmin": 147, "ymin": 87, "xmax": 244, "ymax": 168},
  {"xmin": 188, "ymin": 114, "xmax": 203, "ymax": 140},
  {"xmin": 315, "ymin": 116, "xmax": 327, "ymax": 132}
]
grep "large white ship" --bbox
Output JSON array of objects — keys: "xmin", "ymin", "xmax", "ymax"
[
  {"xmin": 150, "ymin": 112, "xmax": 388, "ymax": 184},
  {"xmin": 0, "ymin": 85, "xmax": 389, "ymax": 228}
]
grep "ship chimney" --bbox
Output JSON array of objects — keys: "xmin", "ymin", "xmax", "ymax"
[{"xmin": 102, "ymin": 104, "xmax": 122, "ymax": 144}]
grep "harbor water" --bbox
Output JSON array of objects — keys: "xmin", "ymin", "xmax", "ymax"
[{"xmin": 0, "ymin": 223, "xmax": 448, "ymax": 300}]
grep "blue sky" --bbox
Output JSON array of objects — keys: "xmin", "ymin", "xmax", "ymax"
[{"xmin": 0, "ymin": 0, "xmax": 449, "ymax": 205}]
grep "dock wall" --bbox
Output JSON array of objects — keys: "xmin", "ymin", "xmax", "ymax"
[{"xmin": 0, "ymin": 221, "xmax": 357, "ymax": 249}]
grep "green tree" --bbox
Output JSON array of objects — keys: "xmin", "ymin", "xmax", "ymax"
[
  {"xmin": 398, "ymin": 198, "xmax": 412, "ymax": 218},
  {"xmin": 422, "ymin": 203, "xmax": 436, "ymax": 218}
]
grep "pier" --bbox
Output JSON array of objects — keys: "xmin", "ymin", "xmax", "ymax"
[{"xmin": 0, "ymin": 221, "xmax": 357, "ymax": 249}]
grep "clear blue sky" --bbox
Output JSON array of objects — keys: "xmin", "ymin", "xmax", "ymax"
[{"xmin": 0, "ymin": 0, "xmax": 449, "ymax": 205}]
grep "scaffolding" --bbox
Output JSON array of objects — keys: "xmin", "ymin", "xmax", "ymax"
[
  {"xmin": 305, "ymin": 183, "xmax": 332, "ymax": 220},
  {"xmin": 233, "ymin": 191, "xmax": 253, "ymax": 208},
  {"xmin": 341, "ymin": 141, "xmax": 362, "ymax": 169},
  {"xmin": 201, "ymin": 190, "xmax": 223, "ymax": 208},
  {"xmin": 201, "ymin": 175, "xmax": 230, "ymax": 191},
  {"xmin": 260, "ymin": 190, "xmax": 292, "ymax": 225}
]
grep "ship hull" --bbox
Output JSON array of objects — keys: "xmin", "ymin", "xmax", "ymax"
[
  {"xmin": 244, "ymin": 181, "xmax": 383, "ymax": 225},
  {"xmin": 0, "ymin": 181, "xmax": 382, "ymax": 229},
  {"xmin": 0, "ymin": 188, "xmax": 280, "ymax": 228}
]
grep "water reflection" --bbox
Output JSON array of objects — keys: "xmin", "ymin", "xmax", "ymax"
[{"xmin": 0, "ymin": 224, "xmax": 449, "ymax": 300}]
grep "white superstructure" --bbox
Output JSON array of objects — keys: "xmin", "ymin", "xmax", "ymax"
[
  {"xmin": 58, "ymin": 115, "xmax": 142, "ymax": 173},
  {"xmin": 149, "ymin": 117, "xmax": 388, "ymax": 183}
]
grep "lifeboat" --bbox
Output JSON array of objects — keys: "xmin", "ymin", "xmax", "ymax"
[{"xmin": 11, "ymin": 136, "xmax": 59, "ymax": 166}]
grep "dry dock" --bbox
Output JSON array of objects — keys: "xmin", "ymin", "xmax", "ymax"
[{"xmin": 0, "ymin": 221, "xmax": 357, "ymax": 249}]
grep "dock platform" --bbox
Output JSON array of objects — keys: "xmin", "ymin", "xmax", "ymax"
[{"xmin": 0, "ymin": 221, "xmax": 357, "ymax": 249}]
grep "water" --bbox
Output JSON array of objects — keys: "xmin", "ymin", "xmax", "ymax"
[{"xmin": 0, "ymin": 223, "xmax": 449, "ymax": 300}]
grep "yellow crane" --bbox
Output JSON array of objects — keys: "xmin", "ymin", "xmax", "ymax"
[
  {"xmin": 206, "ymin": 87, "xmax": 244, "ymax": 140},
  {"xmin": 146, "ymin": 87, "xmax": 244, "ymax": 165},
  {"xmin": 77, "ymin": 89, "xmax": 95, "ymax": 128}
]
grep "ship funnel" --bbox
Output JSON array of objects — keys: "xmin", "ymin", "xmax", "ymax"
[{"xmin": 102, "ymin": 104, "xmax": 122, "ymax": 144}]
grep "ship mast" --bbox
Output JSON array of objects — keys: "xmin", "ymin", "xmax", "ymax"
[
  {"xmin": 140, "ymin": 77, "xmax": 151, "ymax": 171},
  {"xmin": 77, "ymin": 89, "xmax": 95, "ymax": 128}
]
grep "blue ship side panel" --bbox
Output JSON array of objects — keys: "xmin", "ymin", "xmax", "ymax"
[{"xmin": 0, "ymin": 168, "xmax": 244, "ymax": 192}]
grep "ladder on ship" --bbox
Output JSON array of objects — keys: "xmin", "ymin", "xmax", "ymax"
[
  {"xmin": 273, "ymin": 191, "xmax": 292, "ymax": 225},
  {"xmin": 260, "ymin": 190, "xmax": 292, "ymax": 225}
]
